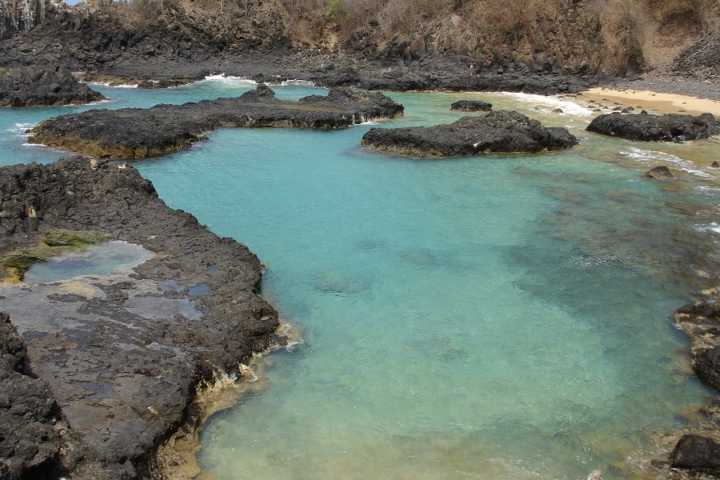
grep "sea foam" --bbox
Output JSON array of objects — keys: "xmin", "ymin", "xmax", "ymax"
[
  {"xmin": 619, "ymin": 147, "xmax": 712, "ymax": 178},
  {"xmin": 498, "ymin": 92, "xmax": 594, "ymax": 116}
]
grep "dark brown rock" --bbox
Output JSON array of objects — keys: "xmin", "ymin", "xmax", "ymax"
[{"xmin": 671, "ymin": 434, "xmax": 720, "ymax": 472}]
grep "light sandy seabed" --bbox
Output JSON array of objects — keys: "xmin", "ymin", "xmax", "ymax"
[{"xmin": 580, "ymin": 87, "xmax": 720, "ymax": 116}]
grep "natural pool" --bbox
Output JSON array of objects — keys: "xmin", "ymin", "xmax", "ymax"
[
  {"xmin": 2, "ymin": 78, "xmax": 720, "ymax": 479},
  {"xmin": 23, "ymin": 240, "xmax": 153, "ymax": 284}
]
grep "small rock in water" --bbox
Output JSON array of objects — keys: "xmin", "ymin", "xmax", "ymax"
[
  {"xmin": 670, "ymin": 434, "xmax": 720, "ymax": 471},
  {"xmin": 711, "ymin": 161, "xmax": 720, "ymax": 168},
  {"xmin": 645, "ymin": 166, "xmax": 674, "ymax": 179},
  {"xmin": 450, "ymin": 100, "xmax": 492, "ymax": 112}
]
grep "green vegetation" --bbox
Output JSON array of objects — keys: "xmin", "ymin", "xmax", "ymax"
[
  {"xmin": 0, "ymin": 229, "xmax": 108, "ymax": 283},
  {"xmin": 43, "ymin": 229, "xmax": 108, "ymax": 248},
  {"xmin": 325, "ymin": 0, "xmax": 343, "ymax": 20}
]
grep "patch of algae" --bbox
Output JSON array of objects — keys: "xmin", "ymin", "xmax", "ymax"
[{"xmin": 0, "ymin": 229, "xmax": 109, "ymax": 283}]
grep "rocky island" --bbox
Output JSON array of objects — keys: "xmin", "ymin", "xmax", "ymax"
[
  {"xmin": 0, "ymin": 157, "xmax": 281, "ymax": 479},
  {"xmin": 30, "ymin": 85, "xmax": 403, "ymax": 159},
  {"xmin": 362, "ymin": 111, "xmax": 578, "ymax": 157}
]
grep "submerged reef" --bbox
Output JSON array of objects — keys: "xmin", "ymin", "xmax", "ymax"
[
  {"xmin": 587, "ymin": 112, "xmax": 720, "ymax": 142},
  {"xmin": 29, "ymin": 85, "xmax": 404, "ymax": 159},
  {"xmin": 362, "ymin": 111, "xmax": 577, "ymax": 157},
  {"xmin": 0, "ymin": 157, "xmax": 281, "ymax": 479}
]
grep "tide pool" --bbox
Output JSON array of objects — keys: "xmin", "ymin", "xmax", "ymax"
[
  {"xmin": 1, "ymin": 79, "xmax": 717, "ymax": 479},
  {"xmin": 24, "ymin": 241, "xmax": 153, "ymax": 284}
]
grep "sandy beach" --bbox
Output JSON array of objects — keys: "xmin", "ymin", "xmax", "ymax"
[{"xmin": 580, "ymin": 87, "xmax": 720, "ymax": 116}]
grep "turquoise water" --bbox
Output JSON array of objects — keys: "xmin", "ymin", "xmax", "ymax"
[{"xmin": 2, "ymin": 79, "xmax": 718, "ymax": 479}]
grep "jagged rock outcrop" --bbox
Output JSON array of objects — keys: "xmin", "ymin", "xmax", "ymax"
[
  {"xmin": 0, "ymin": 312, "xmax": 62, "ymax": 480},
  {"xmin": 0, "ymin": 65, "xmax": 104, "ymax": 107},
  {"xmin": 361, "ymin": 111, "xmax": 578, "ymax": 157},
  {"xmin": 587, "ymin": 112, "xmax": 720, "ymax": 142},
  {"xmin": 0, "ymin": 157, "xmax": 281, "ymax": 479},
  {"xmin": 29, "ymin": 85, "xmax": 403, "ymax": 159}
]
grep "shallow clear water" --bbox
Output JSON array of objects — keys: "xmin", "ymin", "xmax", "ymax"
[
  {"xmin": 2, "ymin": 78, "xmax": 719, "ymax": 479},
  {"xmin": 24, "ymin": 241, "xmax": 153, "ymax": 284}
]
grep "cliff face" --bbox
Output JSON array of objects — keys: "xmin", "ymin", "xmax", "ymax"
[
  {"xmin": 0, "ymin": 0, "xmax": 48, "ymax": 39},
  {"xmin": 309, "ymin": 0, "xmax": 719, "ymax": 75},
  {"xmin": 0, "ymin": 0, "xmax": 718, "ymax": 78}
]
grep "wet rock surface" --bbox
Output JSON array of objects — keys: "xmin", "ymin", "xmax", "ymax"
[
  {"xmin": 361, "ymin": 111, "xmax": 578, "ymax": 157},
  {"xmin": 30, "ymin": 85, "xmax": 403, "ymax": 159},
  {"xmin": 450, "ymin": 100, "xmax": 492, "ymax": 112},
  {"xmin": 0, "ymin": 158, "xmax": 280, "ymax": 479},
  {"xmin": 0, "ymin": 66, "xmax": 104, "ymax": 107},
  {"xmin": 587, "ymin": 112, "xmax": 720, "ymax": 142}
]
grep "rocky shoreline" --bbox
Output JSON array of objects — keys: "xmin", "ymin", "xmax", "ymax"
[
  {"xmin": 0, "ymin": 157, "xmax": 282, "ymax": 479},
  {"xmin": 29, "ymin": 85, "xmax": 403, "ymax": 159}
]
